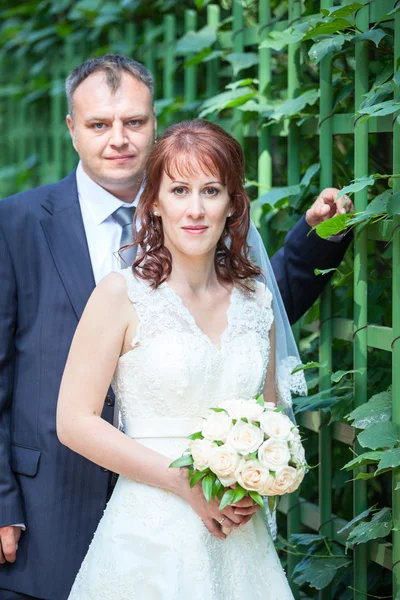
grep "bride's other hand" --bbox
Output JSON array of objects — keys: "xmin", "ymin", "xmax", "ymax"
[{"xmin": 177, "ymin": 470, "xmax": 243, "ymax": 540}]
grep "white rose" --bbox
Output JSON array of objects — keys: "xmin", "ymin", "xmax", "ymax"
[
  {"xmin": 219, "ymin": 399, "xmax": 264, "ymax": 421},
  {"xmin": 289, "ymin": 439, "xmax": 306, "ymax": 466},
  {"xmin": 235, "ymin": 459, "xmax": 273, "ymax": 494},
  {"xmin": 189, "ymin": 439, "xmax": 216, "ymax": 471},
  {"xmin": 227, "ymin": 420, "xmax": 264, "ymax": 456},
  {"xmin": 258, "ymin": 438, "xmax": 291, "ymax": 471},
  {"xmin": 288, "ymin": 426, "xmax": 301, "ymax": 442},
  {"xmin": 209, "ymin": 445, "xmax": 240, "ymax": 482},
  {"xmin": 259, "ymin": 412, "xmax": 293, "ymax": 441},
  {"xmin": 263, "ymin": 402, "xmax": 277, "ymax": 412},
  {"xmin": 202, "ymin": 411, "xmax": 233, "ymax": 443},
  {"xmin": 287, "ymin": 467, "xmax": 306, "ymax": 493},
  {"xmin": 269, "ymin": 466, "xmax": 298, "ymax": 496}
]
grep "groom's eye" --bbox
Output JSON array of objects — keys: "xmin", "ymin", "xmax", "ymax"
[{"xmin": 92, "ymin": 123, "xmax": 106, "ymax": 130}]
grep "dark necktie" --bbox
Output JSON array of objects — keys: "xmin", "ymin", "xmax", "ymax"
[{"xmin": 113, "ymin": 206, "xmax": 136, "ymax": 268}]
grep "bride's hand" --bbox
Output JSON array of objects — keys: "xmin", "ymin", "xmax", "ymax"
[{"xmin": 177, "ymin": 469, "xmax": 252, "ymax": 540}]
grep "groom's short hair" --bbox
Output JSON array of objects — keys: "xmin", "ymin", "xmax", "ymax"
[{"xmin": 65, "ymin": 54, "xmax": 154, "ymax": 117}]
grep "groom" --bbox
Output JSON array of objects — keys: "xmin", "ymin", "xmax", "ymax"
[{"xmin": 0, "ymin": 54, "xmax": 351, "ymax": 600}]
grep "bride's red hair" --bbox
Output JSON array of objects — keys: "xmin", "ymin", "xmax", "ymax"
[{"xmin": 133, "ymin": 119, "xmax": 262, "ymax": 289}]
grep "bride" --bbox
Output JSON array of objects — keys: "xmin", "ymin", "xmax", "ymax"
[{"xmin": 57, "ymin": 119, "xmax": 298, "ymax": 599}]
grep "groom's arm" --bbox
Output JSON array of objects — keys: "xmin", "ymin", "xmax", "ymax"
[
  {"xmin": 271, "ymin": 214, "xmax": 352, "ymax": 324},
  {"xmin": 0, "ymin": 224, "xmax": 25, "ymax": 531}
]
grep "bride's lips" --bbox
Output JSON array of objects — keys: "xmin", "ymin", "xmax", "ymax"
[{"xmin": 181, "ymin": 225, "xmax": 208, "ymax": 235}]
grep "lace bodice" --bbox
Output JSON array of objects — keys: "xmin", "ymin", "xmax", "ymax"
[{"xmin": 112, "ymin": 270, "xmax": 274, "ymax": 430}]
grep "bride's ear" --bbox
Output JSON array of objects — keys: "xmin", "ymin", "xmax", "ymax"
[{"xmin": 152, "ymin": 203, "xmax": 160, "ymax": 217}]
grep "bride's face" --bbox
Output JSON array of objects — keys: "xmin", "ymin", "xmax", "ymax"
[{"xmin": 154, "ymin": 165, "xmax": 232, "ymax": 259}]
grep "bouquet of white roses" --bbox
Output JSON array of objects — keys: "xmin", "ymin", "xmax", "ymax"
[{"xmin": 170, "ymin": 397, "xmax": 307, "ymax": 515}]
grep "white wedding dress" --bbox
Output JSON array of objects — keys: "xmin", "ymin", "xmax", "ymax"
[{"xmin": 68, "ymin": 269, "xmax": 294, "ymax": 600}]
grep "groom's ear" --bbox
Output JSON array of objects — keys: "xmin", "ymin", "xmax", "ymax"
[{"xmin": 66, "ymin": 115, "xmax": 78, "ymax": 152}]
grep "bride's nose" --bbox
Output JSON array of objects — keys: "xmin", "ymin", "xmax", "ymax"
[{"xmin": 186, "ymin": 192, "xmax": 205, "ymax": 220}]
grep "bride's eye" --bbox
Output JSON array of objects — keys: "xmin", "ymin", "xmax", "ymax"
[
  {"xmin": 172, "ymin": 186, "xmax": 187, "ymax": 196},
  {"xmin": 203, "ymin": 187, "xmax": 219, "ymax": 197}
]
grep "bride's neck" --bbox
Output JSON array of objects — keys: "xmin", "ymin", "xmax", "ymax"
[{"xmin": 167, "ymin": 250, "xmax": 219, "ymax": 294}]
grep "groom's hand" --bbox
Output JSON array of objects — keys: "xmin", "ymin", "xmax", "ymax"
[
  {"xmin": 306, "ymin": 187, "xmax": 354, "ymax": 229},
  {"xmin": 0, "ymin": 525, "xmax": 21, "ymax": 563}
]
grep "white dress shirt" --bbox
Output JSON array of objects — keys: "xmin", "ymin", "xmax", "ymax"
[{"xmin": 77, "ymin": 161, "xmax": 142, "ymax": 284}]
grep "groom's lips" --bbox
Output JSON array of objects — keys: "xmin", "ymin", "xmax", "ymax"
[{"xmin": 105, "ymin": 155, "xmax": 135, "ymax": 162}]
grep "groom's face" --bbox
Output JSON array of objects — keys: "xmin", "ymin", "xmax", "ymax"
[{"xmin": 66, "ymin": 71, "xmax": 156, "ymax": 200}]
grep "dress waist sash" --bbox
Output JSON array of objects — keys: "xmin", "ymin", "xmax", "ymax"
[{"xmin": 124, "ymin": 417, "xmax": 203, "ymax": 439}]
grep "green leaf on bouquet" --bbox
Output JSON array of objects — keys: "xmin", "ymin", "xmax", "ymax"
[
  {"xmin": 232, "ymin": 485, "xmax": 247, "ymax": 504},
  {"xmin": 249, "ymin": 491, "xmax": 265, "ymax": 508},
  {"xmin": 267, "ymin": 496, "xmax": 276, "ymax": 514},
  {"xmin": 240, "ymin": 417, "xmax": 249, "ymax": 423},
  {"xmin": 213, "ymin": 477, "xmax": 223, "ymax": 498},
  {"xmin": 202, "ymin": 474, "xmax": 215, "ymax": 503},
  {"xmin": 210, "ymin": 407, "xmax": 229, "ymax": 414},
  {"xmin": 189, "ymin": 470, "xmax": 208, "ymax": 488},
  {"xmin": 187, "ymin": 431, "xmax": 204, "ymax": 440},
  {"xmin": 256, "ymin": 394, "xmax": 264, "ymax": 407},
  {"xmin": 219, "ymin": 488, "xmax": 236, "ymax": 511},
  {"xmin": 169, "ymin": 455, "xmax": 194, "ymax": 468}
]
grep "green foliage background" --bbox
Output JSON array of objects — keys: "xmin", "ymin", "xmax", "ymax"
[{"xmin": 0, "ymin": 0, "xmax": 398, "ymax": 597}]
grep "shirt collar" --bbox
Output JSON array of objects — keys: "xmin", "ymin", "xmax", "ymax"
[{"xmin": 76, "ymin": 161, "xmax": 143, "ymax": 226}]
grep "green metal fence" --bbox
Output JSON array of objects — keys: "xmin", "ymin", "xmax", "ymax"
[{"xmin": 1, "ymin": 1, "xmax": 399, "ymax": 598}]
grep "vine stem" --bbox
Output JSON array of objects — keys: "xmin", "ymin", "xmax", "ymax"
[{"xmin": 347, "ymin": 587, "xmax": 392, "ymax": 599}]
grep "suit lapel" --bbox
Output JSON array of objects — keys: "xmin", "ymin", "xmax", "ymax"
[{"xmin": 40, "ymin": 171, "xmax": 96, "ymax": 321}]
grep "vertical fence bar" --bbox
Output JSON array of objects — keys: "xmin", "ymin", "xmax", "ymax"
[
  {"xmin": 286, "ymin": 2, "xmax": 302, "ymax": 593},
  {"xmin": 184, "ymin": 9, "xmax": 197, "ymax": 107},
  {"xmin": 144, "ymin": 20, "xmax": 156, "ymax": 98},
  {"xmin": 258, "ymin": 0, "xmax": 272, "ymax": 249},
  {"xmin": 232, "ymin": 1, "xmax": 244, "ymax": 144},
  {"xmin": 392, "ymin": 11, "xmax": 400, "ymax": 599},
  {"xmin": 318, "ymin": 2, "xmax": 334, "ymax": 599},
  {"xmin": 50, "ymin": 56, "xmax": 63, "ymax": 182},
  {"xmin": 206, "ymin": 4, "xmax": 220, "ymax": 123},
  {"xmin": 353, "ymin": 2, "xmax": 370, "ymax": 598},
  {"xmin": 287, "ymin": 0, "xmax": 301, "ymax": 188},
  {"xmin": 163, "ymin": 14, "xmax": 176, "ymax": 126}
]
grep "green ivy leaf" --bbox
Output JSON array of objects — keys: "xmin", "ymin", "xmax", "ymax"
[
  {"xmin": 267, "ymin": 89, "xmax": 320, "ymax": 123},
  {"xmin": 199, "ymin": 87, "xmax": 256, "ymax": 118},
  {"xmin": 257, "ymin": 185, "xmax": 303, "ymax": 209},
  {"xmin": 331, "ymin": 368, "xmax": 364, "ymax": 384},
  {"xmin": 259, "ymin": 23, "xmax": 309, "ymax": 51},
  {"xmin": 335, "ymin": 175, "xmax": 375, "ymax": 201},
  {"xmin": 224, "ymin": 52, "xmax": 259, "ymax": 77},
  {"xmin": 342, "ymin": 451, "xmax": 385, "ymax": 471},
  {"xmin": 315, "ymin": 268, "xmax": 337, "ymax": 276},
  {"xmin": 354, "ymin": 28, "xmax": 388, "ymax": 48},
  {"xmin": 293, "ymin": 554, "xmax": 350, "ymax": 590},
  {"xmin": 387, "ymin": 191, "xmax": 400, "ymax": 216},
  {"xmin": 308, "ymin": 34, "xmax": 349, "ymax": 65},
  {"xmin": 290, "ymin": 533, "xmax": 326, "ymax": 546},
  {"xmin": 175, "ymin": 26, "xmax": 217, "ymax": 55},
  {"xmin": 320, "ymin": 3, "xmax": 363, "ymax": 18},
  {"xmin": 358, "ymin": 422, "xmax": 400, "ymax": 450},
  {"xmin": 169, "ymin": 455, "xmax": 194, "ymax": 468},
  {"xmin": 346, "ymin": 507, "xmax": 392, "ymax": 550},
  {"xmin": 376, "ymin": 448, "xmax": 400, "ymax": 475},
  {"xmin": 337, "ymin": 505, "xmax": 377, "ymax": 534},
  {"xmin": 303, "ymin": 18, "xmax": 351, "ymax": 42},
  {"xmin": 314, "ymin": 213, "xmax": 353, "ymax": 239},
  {"xmin": 347, "ymin": 390, "xmax": 391, "ymax": 429},
  {"xmin": 291, "ymin": 361, "xmax": 328, "ymax": 374}
]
